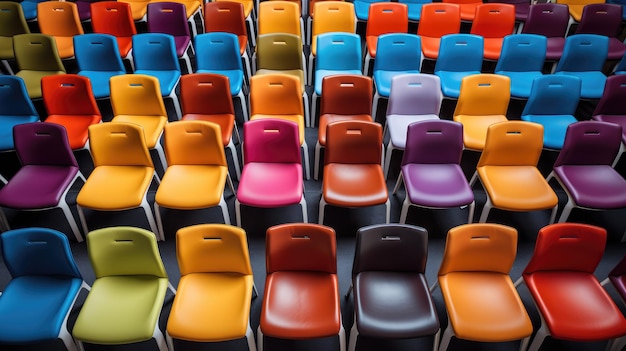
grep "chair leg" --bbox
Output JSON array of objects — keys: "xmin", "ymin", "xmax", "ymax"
[
  {"xmin": 153, "ymin": 325, "xmax": 168, "ymax": 351},
  {"xmin": 246, "ymin": 323, "xmax": 257, "ymax": 351},
  {"xmin": 364, "ymin": 52, "xmax": 372, "ymax": 76},
  {"xmin": 58, "ymin": 324, "xmax": 78, "ymax": 351},
  {"xmin": 519, "ymin": 336, "xmax": 531, "ymax": 351},
  {"xmin": 392, "ymin": 173, "xmax": 404, "ymax": 194},
  {"xmin": 527, "ymin": 320, "xmax": 549, "ymax": 351},
  {"xmin": 257, "ymin": 325, "xmax": 264, "ymax": 351},
  {"xmin": 303, "ymin": 92, "xmax": 310, "ymax": 131},
  {"xmin": 348, "ymin": 319, "xmax": 358, "ymax": 351},
  {"xmin": 399, "ymin": 196, "xmax": 411, "ymax": 224},
  {"xmin": 438, "ymin": 323, "xmax": 455, "ymax": 351},
  {"xmin": 384, "ymin": 198, "xmax": 391, "ymax": 224},
  {"xmin": 314, "ymin": 140, "xmax": 322, "ymax": 180},
  {"xmin": 153, "ymin": 143, "xmax": 168, "ymax": 175},
  {"xmin": 1, "ymin": 60, "xmax": 14, "ymax": 75},
  {"xmin": 557, "ymin": 197, "xmax": 574, "ymax": 223},
  {"xmin": 77, "ymin": 340, "xmax": 86, "ymax": 351},
  {"xmin": 60, "ymin": 200, "xmax": 84, "ymax": 243},
  {"xmin": 311, "ymin": 91, "xmax": 318, "ymax": 128},
  {"xmin": 237, "ymin": 90, "xmax": 249, "ymax": 123},
  {"xmin": 169, "ymin": 92, "xmax": 182, "ymax": 120},
  {"xmin": 227, "ymin": 140, "xmax": 242, "ymax": 180},
  {"xmin": 383, "ymin": 141, "xmax": 394, "ymax": 179},
  {"xmin": 338, "ymin": 323, "xmax": 347, "ymax": 351},
  {"xmin": 219, "ymin": 196, "xmax": 231, "ymax": 225},
  {"xmin": 318, "ymin": 196, "xmax": 327, "ymax": 224},
  {"xmin": 142, "ymin": 197, "xmax": 162, "ymax": 240},
  {"xmin": 466, "ymin": 200, "xmax": 475, "ymax": 224},
  {"xmin": 302, "ymin": 142, "xmax": 311, "ymax": 180},
  {"xmin": 76, "ymin": 205, "xmax": 90, "ymax": 237},
  {"xmin": 235, "ymin": 199, "xmax": 243, "ymax": 227},
  {"xmin": 478, "ymin": 197, "xmax": 493, "ymax": 223},
  {"xmin": 308, "ymin": 54, "xmax": 315, "ymax": 88},
  {"xmin": 300, "ymin": 195, "xmax": 308, "ymax": 223},
  {"xmin": 372, "ymin": 91, "xmax": 380, "ymax": 122},
  {"xmin": 0, "ymin": 208, "xmax": 10, "ymax": 232},
  {"xmin": 166, "ymin": 332, "xmax": 175, "ymax": 351},
  {"xmin": 609, "ymin": 336, "xmax": 626, "ymax": 351},
  {"xmin": 432, "ymin": 329, "xmax": 441, "ymax": 351}
]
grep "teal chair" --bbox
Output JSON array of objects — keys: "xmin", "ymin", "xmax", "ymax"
[
  {"xmin": 434, "ymin": 33, "xmax": 484, "ymax": 99},
  {"xmin": 553, "ymin": 34, "xmax": 608, "ymax": 99},
  {"xmin": 0, "ymin": 75, "xmax": 39, "ymax": 152},
  {"xmin": 74, "ymin": 33, "xmax": 126, "ymax": 99},
  {"xmin": 494, "ymin": 34, "xmax": 546, "ymax": 99}
]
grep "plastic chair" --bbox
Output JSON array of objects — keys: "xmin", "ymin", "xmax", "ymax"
[
  {"xmin": 0, "ymin": 227, "xmax": 89, "ymax": 351},
  {"xmin": 258, "ymin": 223, "xmax": 345, "ymax": 351},
  {"xmin": 13, "ymin": 33, "xmax": 66, "ymax": 99},
  {"xmin": 364, "ymin": 2, "xmax": 409, "ymax": 76},
  {"xmin": 494, "ymin": 34, "xmax": 546, "ymax": 99},
  {"xmin": 315, "ymin": 75, "xmax": 374, "ymax": 180},
  {"xmin": 556, "ymin": 0, "xmax": 605, "ymax": 25},
  {"xmin": 603, "ymin": 254, "xmax": 626, "ymax": 303},
  {"xmin": 399, "ymin": 0, "xmax": 433, "ymax": 21},
  {"xmin": 90, "ymin": 1, "xmax": 137, "ymax": 70},
  {"xmin": 195, "ymin": 32, "xmax": 248, "ymax": 123},
  {"xmin": 319, "ymin": 120, "xmax": 389, "ymax": 225},
  {"xmin": 235, "ymin": 119, "xmax": 307, "ymax": 227},
  {"xmin": 37, "ymin": 1, "xmax": 84, "ymax": 60},
  {"xmin": 258, "ymin": 1, "xmax": 304, "ymax": 42},
  {"xmin": 592, "ymin": 74, "xmax": 626, "ymax": 166},
  {"xmin": 346, "ymin": 223, "xmax": 440, "ymax": 351},
  {"xmin": 73, "ymin": 33, "xmax": 126, "ymax": 99},
  {"xmin": 417, "ymin": 3, "xmax": 461, "ymax": 60},
  {"xmin": 74, "ymin": 0, "xmax": 106, "ymax": 22},
  {"xmin": 146, "ymin": 2, "xmax": 194, "ymax": 73},
  {"xmin": 118, "ymin": 0, "xmax": 150, "ymax": 23},
  {"xmin": 521, "ymin": 74, "xmax": 581, "ymax": 150},
  {"xmin": 383, "ymin": 74, "xmax": 442, "ymax": 179},
  {"xmin": 41, "ymin": 74, "xmax": 102, "ymax": 153},
  {"xmin": 442, "ymin": 0, "xmax": 482, "ymax": 21},
  {"xmin": 434, "ymin": 34, "xmax": 484, "ymax": 99},
  {"xmin": 249, "ymin": 74, "xmax": 310, "ymax": 179},
  {"xmin": 392, "ymin": 120, "xmax": 475, "ymax": 224},
  {"xmin": 574, "ymin": 3, "xmax": 626, "ymax": 60},
  {"xmin": 469, "ymin": 3, "xmax": 516, "ymax": 61},
  {"xmin": 0, "ymin": 1, "xmax": 30, "ymax": 75},
  {"xmin": 19, "ymin": 0, "xmax": 46, "ymax": 22},
  {"xmin": 76, "ymin": 123, "xmax": 162, "ymax": 240},
  {"xmin": 72, "ymin": 226, "xmax": 173, "ymax": 351},
  {"xmin": 554, "ymin": 34, "xmax": 608, "ymax": 99},
  {"xmin": 0, "ymin": 76, "xmax": 39, "ymax": 152},
  {"xmin": 517, "ymin": 223, "xmax": 626, "ymax": 351},
  {"xmin": 166, "ymin": 224, "xmax": 257, "ymax": 351},
  {"xmin": 154, "ymin": 121, "xmax": 234, "ymax": 237},
  {"xmin": 453, "ymin": 74, "xmax": 510, "ymax": 151},
  {"xmin": 180, "ymin": 73, "xmax": 241, "ymax": 179},
  {"xmin": 432, "ymin": 223, "xmax": 533, "ymax": 351},
  {"xmin": 309, "ymin": 1, "xmax": 355, "ymax": 58},
  {"xmin": 215, "ymin": 0, "xmax": 256, "ymax": 48},
  {"xmin": 470, "ymin": 121, "xmax": 559, "ymax": 223},
  {"xmin": 614, "ymin": 54, "xmax": 626, "ymax": 74},
  {"xmin": 486, "ymin": 0, "xmax": 531, "ymax": 23},
  {"xmin": 150, "ymin": 0, "xmax": 204, "ymax": 38},
  {"xmin": 353, "ymin": 0, "xmax": 389, "ymax": 21},
  {"xmin": 521, "ymin": 3, "xmax": 569, "ymax": 61}
]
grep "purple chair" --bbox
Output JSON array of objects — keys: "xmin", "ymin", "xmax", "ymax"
[
  {"xmin": 74, "ymin": 0, "xmax": 105, "ymax": 21},
  {"xmin": 392, "ymin": 120, "xmax": 475, "ymax": 224},
  {"xmin": 146, "ymin": 2, "xmax": 193, "ymax": 74},
  {"xmin": 602, "ymin": 254, "xmax": 626, "ymax": 349},
  {"xmin": 0, "ymin": 123, "xmax": 85, "ymax": 242},
  {"xmin": 575, "ymin": 3, "xmax": 626, "ymax": 61},
  {"xmin": 487, "ymin": 0, "xmax": 531, "ymax": 23},
  {"xmin": 546, "ymin": 121, "xmax": 626, "ymax": 241},
  {"xmin": 521, "ymin": 3, "xmax": 569, "ymax": 61},
  {"xmin": 592, "ymin": 74, "xmax": 626, "ymax": 166}
]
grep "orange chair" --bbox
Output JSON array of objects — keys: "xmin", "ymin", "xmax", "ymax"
[
  {"xmin": 257, "ymin": 1, "xmax": 304, "ymax": 42},
  {"xmin": 417, "ymin": 3, "xmax": 461, "ymax": 60},
  {"xmin": 37, "ymin": 1, "xmax": 84, "ymax": 60},
  {"xmin": 443, "ymin": 0, "xmax": 482, "ymax": 21},
  {"xmin": 258, "ymin": 223, "xmax": 346, "ymax": 351},
  {"xmin": 90, "ymin": 1, "xmax": 137, "ymax": 70},
  {"xmin": 118, "ymin": 0, "xmax": 149, "ymax": 23},
  {"xmin": 308, "ymin": 0, "xmax": 353, "ymax": 46},
  {"xmin": 319, "ymin": 120, "xmax": 389, "ymax": 225},
  {"xmin": 166, "ymin": 224, "xmax": 257, "ymax": 351},
  {"xmin": 364, "ymin": 2, "xmax": 409, "ymax": 76},
  {"xmin": 469, "ymin": 3, "xmax": 516, "ymax": 61},
  {"xmin": 433, "ymin": 223, "xmax": 533, "ymax": 351}
]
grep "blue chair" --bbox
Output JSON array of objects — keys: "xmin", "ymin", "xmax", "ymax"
[
  {"xmin": 553, "ymin": 34, "xmax": 609, "ymax": 99},
  {"xmin": 521, "ymin": 75, "xmax": 581, "ymax": 150},
  {"xmin": 354, "ymin": 0, "xmax": 390, "ymax": 21},
  {"xmin": 494, "ymin": 34, "xmax": 546, "ymax": 99},
  {"xmin": 74, "ymin": 33, "xmax": 126, "ymax": 100},
  {"xmin": 372, "ymin": 33, "xmax": 422, "ymax": 121},
  {"xmin": 434, "ymin": 33, "xmax": 484, "ymax": 99},
  {"xmin": 0, "ymin": 76, "xmax": 39, "ymax": 152},
  {"xmin": 19, "ymin": 0, "xmax": 46, "ymax": 21},
  {"xmin": 195, "ymin": 32, "xmax": 248, "ymax": 122},
  {"xmin": 132, "ymin": 32, "xmax": 182, "ymax": 120},
  {"xmin": 400, "ymin": 0, "xmax": 433, "ymax": 21},
  {"xmin": 0, "ymin": 227, "xmax": 89, "ymax": 351}
]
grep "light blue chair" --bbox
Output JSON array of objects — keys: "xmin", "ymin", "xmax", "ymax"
[
  {"xmin": 74, "ymin": 33, "xmax": 126, "ymax": 99},
  {"xmin": 19, "ymin": 0, "xmax": 46, "ymax": 21},
  {"xmin": 521, "ymin": 74, "xmax": 581, "ymax": 150},
  {"xmin": 553, "ymin": 34, "xmax": 608, "ymax": 99},
  {"xmin": 354, "ymin": 0, "xmax": 390, "ymax": 21},
  {"xmin": 399, "ymin": 0, "xmax": 433, "ymax": 21},
  {"xmin": 0, "ymin": 227, "xmax": 89, "ymax": 351},
  {"xmin": 434, "ymin": 33, "xmax": 484, "ymax": 99},
  {"xmin": 0, "ymin": 75, "xmax": 39, "ymax": 152},
  {"xmin": 494, "ymin": 34, "xmax": 546, "ymax": 99}
]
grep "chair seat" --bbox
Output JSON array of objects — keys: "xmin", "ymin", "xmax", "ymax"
[
  {"xmin": 0, "ymin": 165, "xmax": 79, "ymax": 209},
  {"xmin": 524, "ymin": 271, "xmax": 626, "ymax": 340},
  {"xmin": 554, "ymin": 71, "xmax": 606, "ymax": 99},
  {"xmin": 52, "ymin": 36, "xmax": 76, "ymax": 59},
  {"xmin": 16, "ymin": 70, "xmax": 66, "ymax": 99},
  {"xmin": 237, "ymin": 163, "xmax": 303, "ymax": 207},
  {"xmin": 315, "ymin": 69, "xmax": 363, "ymax": 95},
  {"xmin": 402, "ymin": 163, "xmax": 474, "ymax": 208},
  {"xmin": 318, "ymin": 114, "xmax": 372, "ymax": 145},
  {"xmin": 498, "ymin": 71, "xmax": 543, "ymax": 99},
  {"xmin": 322, "ymin": 163, "xmax": 388, "ymax": 207},
  {"xmin": 79, "ymin": 70, "xmax": 125, "ymax": 99},
  {"xmin": 454, "ymin": 114, "xmax": 508, "ymax": 151},
  {"xmin": 116, "ymin": 37, "xmax": 133, "ymax": 57},
  {"xmin": 0, "ymin": 37, "xmax": 14, "ymax": 59},
  {"xmin": 421, "ymin": 36, "xmax": 441, "ymax": 59},
  {"xmin": 436, "ymin": 70, "xmax": 481, "ymax": 98},
  {"xmin": 478, "ymin": 165, "xmax": 558, "ymax": 210},
  {"xmin": 76, "ymin": 166, "xmax": 155, "ymax": 210},
  {"xmin": 0, "ymin": 115, "xmax": 40, "ymax": 150},
  {"xmin": 520, "ymin": 114, "xmax": 577, "ymax": 150},
  {"xmin": 182, "ymin": 113, "xmax": 235, "ymax": 146},
  {"xmin": 545, "ymin": 37, "xmax": 565, "ymax": 61},
  {"xmin": 261, "ymin": 271, "xmax": 341, "ymax": 338},
  {"xmin": 250, "ymin": 114, "xmax": 305, "ymax": 145},
  {"xmin": 167, "ymin": 273, "xmax": 253, "ymax": 342},
  {"xmin": 45, "ymin": 115, "xmax": 101, "ymax": 150},
  {"xmin": 133, "ymin": 70, "xmax": 180, "ymax": 95},
  {"xmin": 483, "ymin": 38, "xmax": 504, "ymax": 60},
  {"xmin": 72, "ymin": 276, "xmax": 169, "ymax": 344},
  {"xmin": 0, "ymin": 276, "xmax": 83, "ymax": 344},
  {"xmin": 554, "ymin": 165, "xmax": 626, "ymax": 208},
  {"xmin": 374, "ymin": 70, "xmax": 421, "ymax": 97},
  {"xmin": 387, "ymin": 114, "xmax": 440, "ymax": 149},
  {"xmin": 111, "ymin": 115, "xmax": 167, "ymax": 148},
  {"xmin": 439, "ymin": 272, "xmax": 533, "ymax": 342},
  {"xmin": 196, "ymin": 69, "xmax": 244, "ymax": 95},
  {"xmin": 354, "ymin": 271, "xmax": 439, "ymax": 338},
  {"xmin": 592, "ymin": 114, "xmax": 626, "ymax": 143},
  {"xmin": 155, "ymin": 165, "xmax": 228, "ymax": 209}
]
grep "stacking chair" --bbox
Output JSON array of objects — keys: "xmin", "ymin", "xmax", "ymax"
[
  {"xmin": 90, "ymin": 1, "xmax": 137, "ymax": 71},
  {"xmin": 521, "ymin": 3, "xmax": 569, "ymax": 61},
  {"xmin": 215, "ymin": 0, "xmax": 256, "ymax": 48},
  {"xmin": 0, "ymin": 1, "xmax": 30, "ymax": 75},
  {"xmin": 400, "ymin": 0, "xmax": 433, "ymax": 22},
  {"xmin": 432, "ymin": 223, "xmax": 533, "ymax": 351},
  {"xmin": 19, "ymin": 0, "xmax": 45, "ymax": 22},
  {"xmin": 353, "ymin": 0, "xmax": 390, "ymax": 22},
  {"xmin": 417, "ymin": 3, "xmax": 461, "ymax": 61},
  {"xmin": 347, "ymin": 224, "xmax": 440, "ymax": 351},
  {"xmin": 443, "ymin": 0, "xmax": 482, "ymax": 21},
  {"xmin": 603, "ymin": 254, "xmax": 626, "ymax": 300},
  {"xmin": 258, "ymin": 223, "xmax": 345, "ymax": 351},
  {"xmin": 319, "ymin": 120, "xmax": 389, "ymax": 225},
  {"xmin": 393, "ymin": 120, "xmax": 475, "ymax": 224},
  {"xmin": 308, "ymin": 1, "xmax": 355, "ymax": 57},
  {"xmin": 75, "ymin": 0, "xmax": 106, "ymax": 22},
  {"xmin": 469, "ymin": 3, "xmax": 516, "ymax": 61},
  {"xmin": 73, "ymin": 226, "xmax": 173, "ymax": 351},
  {"xmin": 0, "ymin": 76, "xmax": 40, "ymax": 152},
  {"xmin": 150, "ymin": 0, "xmax": 203, "ymax": 38},
  {"xmin": 553, "ymin": 34, "xmax": 608, "ymax": 99},
  {"xmin": 0, "ymin": 123, "xmax": 85, "ymax": 242},
  {"xmin": 74, "ymin": 33, "xmax": 126, "ymax": 99},
  {"xmin": 471, "ymin": 121, "xmax": 559, "ymax": 223},
  {"xmin": 434, "ymin": 34, "xmax": 484, "ymax": 99},
  {"xmin": 487, "ymin": 0, "xmax": 531, "ymax": 24},
  {"xmin": 146, "ymin": 2, "xmax": 193, "ymax": 73},
  {"xmin": 518, "ymin": 223, "xmax": 626, "ymax": 351},
  {"xmin": 592, "ymin": 74, "xmax": 626, "ymax": 166},
  {"xmin": 363, "ymin": 2, "xmax": 409, "ymax": 76},
  {"xmin": 556, "ymin": 0, "xmax": 605, "ymax": 26},
  {"xmin": 37, "ymin": 1, "xmax": 84, "ymax": 60},
  {"xmin": 494, "ymin": 34, "xmax": 546, "ymax": 99},
  {"xmin": 235, "ymin": 119, "xmax": 307, "ymax": 227},
  {"xmin": 118, "ymin": 0, "xmax": 150, "ymax": 23},
  {"xmin": 257, "ymin": 1, "xmax": 304, "ymax": 43},
  {"xmin": 166, "ymin": 224, "xmax": 257, "ymax": 351},
  {"xmin": 13, "ymin": 33, "xmax": 66, "ymax": 99},
  {"xmin": 574, "ymin": 3, "xmax": 626, "ymax": 61},
  {"xmin": 0, "ymin": 227, "xmax": 89, "ymax": 351}
]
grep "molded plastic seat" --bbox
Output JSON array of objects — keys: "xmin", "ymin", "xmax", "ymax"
[
  {"xmin": 37, "ymin": 1, "xmax": 84, "ymax": 60},
  {"xmin": 575, "ymin": 3, "xmax": 626, "ymax": 60},
  {"xmin": 417, "ymin": 3, "xmax": 461, "ymax": 60},
  {"xmin": 119, "ymin": 0, "xmax": 150, "ymax": 22},
  {"xmin": 400, "ymin": 0, "xmax": 433, "ymax": 21},
  {"xmin": 353, "ymin": 0, "xmax": 389, "ymax": 22},
  {"xmin": 442, "ymin": 0, "xmax": 481, "ymax": 21},
  {"xmin": 257, "ymin": 1, "xmax": 304, "ymax": 43},
  {"xmin": 592, "ymin": 74, "xmax": 626, "ymax": 165},
  {"xmin": 215, "ymin": 0, "xmax": 256, "ymax": 48},
  {"xmin": 90, "ymin": 1, "xmax": 137, "ymax": 70},
  {"xmin": 520, "ymin": 3, "xmax": 569, "ymax": 61},
  {"xmin": 494, "ymin": 34, "xmax": 546, "ymax": 99},
  {"xmin": 0, "ymin": 76, "xmax": 40, "ymax": 151},
  {"xmin": 308, "ymin": 1, "xmax": 355, "ymax": 70},
  {"xmin": 13, "ymin": 33, "xmax": 66, "ymax": 99},
  {"xmin": 0, "ymin": 1, "xmax": 30, "ymax": 75},
  {"xmin": 553, "ymin": 34, "xmax": 608, "ymax": 99},
  {"xmin": 146, "ymin": 2, "xmax": 193, "ymax": 73},
  {"xmin": 74, "ymin": 33, "xmax": 126, "ymax": 99},
  {"xmin": 556, "ymin": 0, "xmax": 605, "ymax": 23},
  {"xmin": 363, "ymin": 2, "xmax": 409, "ymax": 76},
  {"xmin": 434, "ymin": 34, "xmax": 484, "ymax": 99},
  {"xmin": 469, "ymin": 3, "xmax": 516, "ymax": 61}
]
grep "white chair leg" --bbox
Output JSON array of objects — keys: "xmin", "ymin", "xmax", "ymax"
[
  {"xmin": 383, "ymin": 141, "xmax": 394, "ymax": 179},
  {"xmin": 392, "ymin": 173, "xmax": 404, "ymax": 194},
  {"xmin": 166, "ymin": 332, "xmax": 175, "ymax": 351},
  {"xmin": 226, "ymin": 140, "xmax": 242, "ymax": 180},
  {"xmin": 257, "ymin": 325, "xmax": 264, "ymax": 351},
  {"xmin": 153, "ymin": 325, "xmax": 168, "ymax": 351},
  {"xmin": 318, "ymin": 196, "xmax": 327, "ymax": 224},
  {"xmin": 314, "ymin": 140, "xmax": 322, "ymax": 180},
  {"xmin": 300, "ymin": 195, "xmax": 308, "ymax": 223},
  {"xmin": 60, "ymin": 200, "xmax": 83, "ymax": 242},
  {"xmin": 246, "ymin": 324, "xmax": 257, "ymax": 351},
  {"xmin": 519, "ymin": 336, "xmax": 531, "ymax": 351},
  {"xmin": 308, "ymin": 54, "xmax": 315, "ymax": 88},
  {"xmin": 399, "ymin": 195, "xmax": 411, "ymax": 224},
  {"xmin": 302, "ymin": 142, "xmax": 310, "ymax": 180},
  {"xmin": 557, "ymin": 197, "xmax": 575, "ymax": 223},
  {"xmin": 372, "ymin": 91, "xmax": 380, "ymax": 122},
  {"xmin": 303, "ymin": 92, "xmax": 310, "ymax": 130},
  {"xmin": 219, "ymin": 196, "xmax": 231, "ymax": 225},
  {"xmin": 438, "ymin": 323, "xmax": 454, "ymax": 351},
  {"xmin": 154, "ymin": 203, "xmax": 165, "ymax": 242},
  {"xmin": 235, "ymin": 198, "xmax": 243, "ymax": 227},
  {"xmin": 1, "ymin": 60, "xmax": 13, "ymax": 75},
  {"xmin": 142, "ymin": 197, "xmax": 162, "ymax": 241},
  {"xmin": 384, "ymin": 198, "xmax": 390, "ymax": 223},
  {"xmin": 311, "ymin": 91, "xmax": 318, "ymax": 128},
  {"xmin": 432, "ymin": 329, "xmax": 441, "ymax": 351},
  {"xmin": 76, "ymin": 204, "xmax": 90, "ymax": 237},
  {"xmin": 168, "ymin": 91, "xmax": 182, "ymax": 120},
  {"xmin": 237, "ymin": 90, "xmax": 249, "ymax": 123},
  {"xmin": 478, "ymin": 197, "xmax": 493, "ymax": 223},
  {"xmin": 527, "ymin": 321, "xmax": 549, "ymax": 351},
  {"xmin": 364, "ymin": 52, "xmax": 372, "ymax": 76},
  {"xmin": 609, "ymin": 336, "xmax": 626, "ymax": 351},
  {"xmin": 466, "ymin": 200, "xmax": 475, "ymax": 224}
]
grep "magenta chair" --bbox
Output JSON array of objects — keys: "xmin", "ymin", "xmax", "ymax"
[
  {"xmin": 575, "ymin": 3, "xmax": 626, "ymax": 61},
  {"xmin": 592, "ymin": 74, "xmax": 626, "ymax": 166},
  {"xmin": 521, "ymin": 3, "xmax": 569, "ymax": 61}
]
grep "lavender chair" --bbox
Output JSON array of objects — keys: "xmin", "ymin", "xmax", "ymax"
[
  {"xmin": 146, "ymin": 2, "xmax": 193, "ymax": 74},
  {"xmin": 546, "ymin": 121, "xmax": 626, "ymax": 241},
  {"xmin": 592, "ymin": 74, "xmax": 626, "ymax": 166},
  {"xmin": 575, "ymin": 3, "xmax": 626, "ymax": 61},
  {"xmin": 521, "ymin": 3, "xmax": 569, "ymax": 61},
  {"xmin": 383, "ymin": 74, "xmax": 442, "ymax": 179},
  {"xmin": 0, "ymin": 123, "xmax": 85, "ymax": 242},
  {"xmin": 392, "ymin": 120, "xmax": 475, "ymax": 224}
]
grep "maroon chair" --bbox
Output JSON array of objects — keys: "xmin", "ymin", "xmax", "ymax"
[
  {"xmin": 592, "ymin": 74, "xmax": 626, "ymax": 166},
  {"xmin": 521, "ymin": 3, "xmax": 569, "ymax": 61},
  {"xmin": 575, "ymin": 3, "xmax": 626, "ymax": 60},
  {"xmin": 604, "ymin": 254, "xmax": 626, "ymax": 303}
]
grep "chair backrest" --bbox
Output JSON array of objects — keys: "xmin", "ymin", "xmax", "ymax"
[
  {"xmin": 0, "ymin": 76, "xmax": 38, "ymax": 117},
  {"xmin": 163, "ymin": 120, "xmax": 227, "ymax": 166},
  {"xmin": 14, "ymin": 122, "xmax": 78, "ymax": 167},
  {"xmin": 243, "ymin": 118, "xmax": 302, "ymax": 164},
  {"xmin": 256, "ymin": 33, "xmax": 303, "ymax": 71},
  {"xmin": 522, "ymin": 74, "xmax": 581, "ymax": 116},
  {"xmin": 477, "ymin": 120, "xmax": 543, "ymax": 167},
  {"xmin": 315, "ymin": 32, "xmax": 362, "ymax": 71},
  {"xmin": 147, "ymin": 1, "xmax": 190, "ymax": 38},
  {"xmin": 1, "ymin": 227, "xmax": 82, "ymax": 278},
  {"xmin": 386, "ymin": 73, "xmax": 442, "ymax": 116},
  {"xmin": 453, "ymin": 74, "xmax": 510, "ymax": 117},
  {"xmin": 401, "ymin": 119, "xmax": 463, "ymax": 165},
  {"xmin": 311, "ymin": 1, "xmax": 355, "ymax": 37},
  {"xmin": 132, "ymin": 32, "xmax": 181, "ymax": 71},
  {"xmin": 352, "ymin": 223, "xmax": 428, "ymax": 275},
  {"xmin": 258, "ymin": 1, "xmax": 302, "ymax": 37},
  {"xmin": 250, "ymin": 74, "xmax": 304, "ymax": 116},
  {"xmin": 523, "ymin": 223, "xmax": 606, "ymax": 275},
  {"xmin": 417, "ymin": 3, "xmax": 461, "ymax": 38},
  {"xmin": 438, "ymin": 223, "xmax": 517, "ymax": 276},
  {"xmin": 495, "ymin": 34, "xmax": 547, "ymax": 73},
  {"xmin": 373, "ymin": 33, "xmax": 422, "ymax": 72},
  {"xmin": 470, "ymin": 3, "xmax": 515, "ymax": 38},
  {"xmin": 180, "ymin": 73, "xmax": 234, "ymax": 116},
  {"xmin": 266, "ymin": 223, "xmax": 337, "ymax": 274},
  {"xmin": 13, "ymin": 33, "xmax": 65, "ymax": 72},
  {"xmin": 324, "ymin": 120, "xmax": 382, "ymax": 165},
  {"xmin": 74, "ymin": 33, "xmax": 125, "ymax": 72},
  {"xmin": 41, "ymin": 74, "xmax": 101, "ymax": 117},
  {"xmin": 554, "ymin": 34, "xmax": 609, "ymax": 73},
  {"xmin": 434, "ymin": 33, "xmax": 483, "ymax": 73},
  {"xmin": 90, "ymin": 1, "xmax": 137, "ymax": 37},
  {"xmin": 0, "ymin": 1, "xmax": 30, "ymax": 37},
  {"xmin": 521, "ymin": 3, "xmax": 569, "ymax": 38},
  {"xmin": 37, "ymin": 1, "xmax": 84, "ymax": 37},
  {"xmin": 87, "ymin": 226, "xmax": 167, "ymax": 278},
  {"xmin": 575, "ymin": 3, "xmax": 623, "ymax": 37},
  {"xmin": 195, "ymin": 32, "xmax": 243, "ymax": 71},
  {"xmin": 553, "ymin": 121, "xmax": 622, "ymax": 167},
  {"xmin": 366, "ymin": 2, "xmax": 409, "ymax": 37},
  {"xmin": 594, "ymin": 74, "xmax": 626, "ymax": 116},
  {"xmin": 88, "ymin": 122, "xmax": 154, "ymax": 167},
  {"xmin": 176, "ymin": 224, "xmax": 253, "ymax": 276},
  {"xmin": 203, "ymin": 1, "xmax": 247, "ymax": 37},
  {"xmin": 319, "ymin": 74, "xmax": 372, "ymax": 116},
  {"xmin": 110, "ymin": 74, "xmax": 167, "ymax": 117}
]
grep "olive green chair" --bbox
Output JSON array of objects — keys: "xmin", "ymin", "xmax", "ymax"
[
  {"xmin": 0, "ymin": 1, "xmax": 30, "ymax": 75},
  {"xmin": 13, "ymin": 33, "xmax": 65, "ymax": 99}
]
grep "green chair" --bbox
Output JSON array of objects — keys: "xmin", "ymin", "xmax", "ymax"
[
  {"xmin": 0, "ymin": 1, "xmax": 30, "ymax": 75},
  {"xmin": 72, "ymin": 226, "xmax": 173, "ymax": 351},
  {"xmin": 13, "ymin": 33, "xmax": 65, "ymax": 99}
]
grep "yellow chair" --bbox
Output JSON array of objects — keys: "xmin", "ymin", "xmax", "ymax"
[
  {"xmin": 470, "ymin": 121, "xmax": 559, "ymax": 223},
  {"xmin": 154, "ymin": 121, "xmax": 235, "ymax": 238},
  {"xmin": 76, "ymin": 123, "xmax": 162, "ymax": 240},
  {"xmin": 13, "ymin": 33, "xmax": 66, "ymax": 99},
  {"xmin": 257, "ymin": 1, "xmax": 304, "ymax": 43},
  {"xmin": 119, "ymin": 0, "xmax": 150, "ymax": 22},
  {"xmin": 166, "ymin": 224, "xmax": 257, "ymax": 351},
  {"xmin": 453, "ymin": 73, "xmax": 510, "ymax": 151},
  {"xmin": 37, "ymin": 1, "xmax": 84, "ymax": 60},
  {"xmin": 110, "ymin": 74, "xmax": 169, "ymax": 172},
  {"xmin": 432, "ymin": 223, "xmax": 533, "ymax": 351}
]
